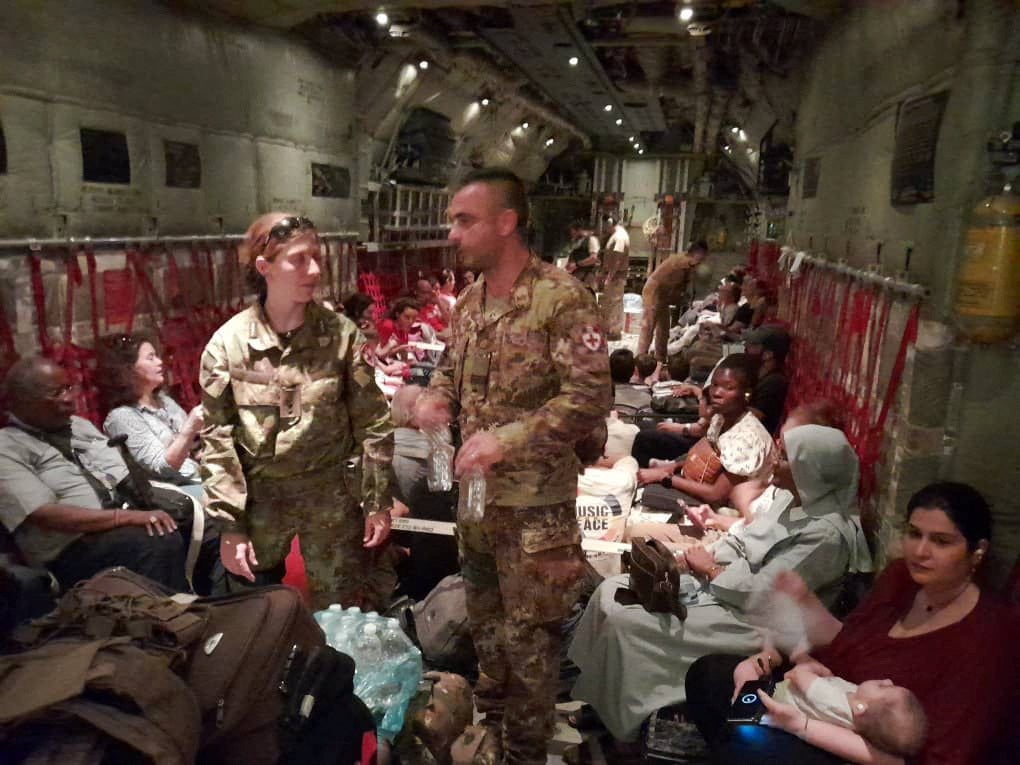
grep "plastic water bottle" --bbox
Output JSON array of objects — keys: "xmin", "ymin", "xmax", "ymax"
[
  {"xmin": 354, "ymin": 622, "xmax": 383, "ymax": 668},
  {"xmin": 332, "ymin": 611, "xmax": 357, "ymax": 657},
  {"xmin": 426, "ymin": 427, "xmax": 455, "ymax": 491},
  {"xmin": 313, "ymin": 603, "xmax": 342, "ymax": 631},
  {"xmin": 463, "ymin": 466, "xmax": 486, "ymax": 522}
]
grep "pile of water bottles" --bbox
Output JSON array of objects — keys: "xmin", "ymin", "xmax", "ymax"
[{"xmin": 314, "ymin": 605, "xmax": 422, "ymax": 742}]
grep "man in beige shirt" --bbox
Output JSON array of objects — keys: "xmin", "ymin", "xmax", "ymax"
[{"xmin": 637, "ymin": 240, "xmax": 708, "ymax": 361}]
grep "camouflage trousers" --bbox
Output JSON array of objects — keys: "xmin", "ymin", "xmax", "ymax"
[
  {"xmin": 458, "ymin": 500, "xmax": 586, "ymax": 765},
  {"xmin": 244, "ymin": 479, "xmax": 384, "ymax": 611},
  {"xmin": 600, "ymin": 276, "xmax": 625, "ymax": 340}
]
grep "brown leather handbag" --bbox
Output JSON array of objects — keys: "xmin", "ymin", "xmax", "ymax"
[
  {"xmin": 680, "ymin": 437, "xmax": 724, "ymax": 484},
  {"xmin": 626, "ymin": 538, "xmax": 687, "ymax": 621}
]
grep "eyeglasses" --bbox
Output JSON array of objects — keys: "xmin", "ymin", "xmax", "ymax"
[
  {"xmin": 256, "ymin": 216, "xmax": 316, "ymax": 255},
  {"xmin": 42, "ymin": 383, "xmax": 80, "ymax": 400}
]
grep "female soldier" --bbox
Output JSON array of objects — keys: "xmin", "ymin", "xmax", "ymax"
[{"xmin": 199, "ymin": 213, "xmax": 394, "ymax": 608}]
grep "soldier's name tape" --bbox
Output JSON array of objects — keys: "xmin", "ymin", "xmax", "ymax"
[{"xmin": 390, "ymin": 516, "xmax": 631, "ymax": 554}]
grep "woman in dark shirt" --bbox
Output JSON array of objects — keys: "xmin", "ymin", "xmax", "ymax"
[{"xmin": 686, "ymin": 481, "xmax": 1019, "ymax": 764}]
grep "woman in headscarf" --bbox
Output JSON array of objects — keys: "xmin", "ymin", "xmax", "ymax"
[{"xmin": 567, "ymin": 424, "xmax": 871, "ymax": 746}]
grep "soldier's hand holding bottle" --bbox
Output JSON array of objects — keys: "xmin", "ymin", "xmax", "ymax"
[
  {"xmin": 221, "ymin": 531, "xmax": 259, "ymax": 582},
  {"xmin": 454, "ymin": 431, "xmax": 504, "ymax": 477}
]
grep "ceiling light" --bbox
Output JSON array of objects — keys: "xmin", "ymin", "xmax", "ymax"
[
  {"xmin": 638, "ymin": 149, "xmax": 645, "ymax": 154},
  {"xmin": 545, "ymin": 137, "xmax": 555, "ymax": 146},
  {"xmin": 418, "ymin": 59, "xmax": 429, "ymax": 70},
  {"xmin": 723, "ymin": 145, "xmax": 731, "ymax": 152},
  {"xmin": 678, "ymin": 7, "xmax": 694, "ymax": 22},
  {"xmin": 568, "ymin": 56, "xmax": 579, "ymax": 66},
  {"xmin": 521, "ymin": 121, "xmax": 529, "ymax": 129},
  {"xmin": 634, "ymin": 143, "xmax": 640, "ymax": 149},
  {"xmin": 628, "ymin": 136, "xmax": 635, "ymax": 142},
  {"xmin": 730, "ymin": 126, "xmax": 739, "ymax": 135},
  {"xmin": 615, "ymin": 118, "xmax": 623, "ymax": 126},
  {"xmin": 604, "ymin": 104, "xmax": 613, "ymax": 112},
  {"xmin": 375, "ymin": 11, "xmax": 389, "ymax": 26},
  {"xmin": 738, "ymin": 129, "xmax": 748, "ymax": 142},
  {"xmin": 481, "ymin": 97, "xmax": 490, "ymax": 107}
]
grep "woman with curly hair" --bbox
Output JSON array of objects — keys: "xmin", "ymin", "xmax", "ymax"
[{"xmin": 100, "ymin": 332, "xmax": 204, "ymax": 499}]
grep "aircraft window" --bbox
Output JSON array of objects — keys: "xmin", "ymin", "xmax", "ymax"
[
  {"xmin": 311, "ymin": 162, "xmax": 351, "ymax": 199},
  {"xmin": 0, "ymin": 123, "xmax": 6, "ymax": 174},
  {"xmin": 81, "ymin": 128, "xmax": 130, "ymax": 184},
  {"xmin": 164, "ymin": 140, "xmax": 201, "ymax": 188}
]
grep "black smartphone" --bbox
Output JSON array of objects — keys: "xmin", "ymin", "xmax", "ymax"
[{"xmin": 728, "ymin": 676, "xmax": 775, "ymax": 723}]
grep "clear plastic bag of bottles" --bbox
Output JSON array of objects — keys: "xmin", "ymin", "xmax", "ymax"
[{"xmin": 314, "ymin": 606, "xmax": 423, "ymax": 742}]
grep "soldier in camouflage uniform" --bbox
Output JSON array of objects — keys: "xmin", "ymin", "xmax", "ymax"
[
  {"xmin": 417, "ymin": 169, "xmax": 612, "ymax": 765},
  {"xmin": 200, "ymin": 213, "xmax": 394, "ymax": 610}
]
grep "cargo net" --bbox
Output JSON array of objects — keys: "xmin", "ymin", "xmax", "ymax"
[
  {"xmin": 778, "ymin": 254, "xmax": 921, "ymax": 504},
  {"xmin": 3, "ymin": 239, "xmax": 359, "ymax": 426}
]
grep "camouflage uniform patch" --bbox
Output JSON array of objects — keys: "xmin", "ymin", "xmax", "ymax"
[
  {"xmin": 428, "ymin": 257, "xmax": 612, "ymax": 764},
  {"xmin": 199, "ymin": 301, "xmax": 394, "ymax": 609}
]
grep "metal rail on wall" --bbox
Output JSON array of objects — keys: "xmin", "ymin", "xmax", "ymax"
[{"xmin": 783, "ymin": 249, "xmax": 929, "ymax": 299}]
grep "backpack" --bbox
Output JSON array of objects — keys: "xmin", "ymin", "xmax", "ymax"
[
  {"xmin": 0, "ymin": 637, "xmax": 203, "ymax": 765},
  {"xmin": 2, "ymin": 567, "xmax": 374, "ymax": 765},
  {"xmin": 279, "ymin": 644, "xmax": 378, "ymax": 765},
  {"xmin": 406, "ymin": 575, "xmax": 477, "ymax": 677}
]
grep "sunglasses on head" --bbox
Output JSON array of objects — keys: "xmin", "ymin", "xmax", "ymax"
[{"xmin": 257, "ymin": 216, "xmax": 316, "ymax": 253}]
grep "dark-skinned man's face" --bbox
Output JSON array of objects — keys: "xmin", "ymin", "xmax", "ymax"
[{"xmin": 11, "ymin": 362, "xmax": 76, "ymax": 432}]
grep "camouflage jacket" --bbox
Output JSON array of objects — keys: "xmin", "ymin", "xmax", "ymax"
[
  {"xmin": 429, "ymin": 256, "xmax": 612, "ymax": 507},
  {"xmin": 199, "ymin": 302, "xmax": 394, "ymax": 527}
]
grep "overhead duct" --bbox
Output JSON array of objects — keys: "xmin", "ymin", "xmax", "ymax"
[
  {"xmin": 691, "ymin": 37, "xmax": 711, "ymax": 152},
  {"xmin": 768, "ymin": 0, "xmax": 843, "ymax": 20},
  {"xmin": 705, "ymin": 89, "xmax": 731, "ymax": 156}
]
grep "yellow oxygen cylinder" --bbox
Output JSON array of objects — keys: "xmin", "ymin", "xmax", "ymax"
[{"xmin": 954, "ymin": 188, "xmax": 1020, "ymax": 343}]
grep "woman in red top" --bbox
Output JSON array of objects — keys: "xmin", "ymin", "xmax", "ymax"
[
  {"xmin": 375, "ymin": 298, "xmax": 419, "ymax": 361},
  {"xmin": 686, "ymin": 482, "xmax": 1019, "ymax": 765}
]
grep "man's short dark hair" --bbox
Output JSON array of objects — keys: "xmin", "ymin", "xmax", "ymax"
[
  {"xmin": 459, "ymin": 167, "xmax": 530, "ymax": 238},
  {"xmin": 690, "ymin": 240, "xmax": 709, "ymax": 255},
  {"xmin": 609, "ymin": 349, "xmax": 636, "ymax": 384},
  {"xmin": 666, "ymin": 354, "xmax": 690, "ymax": 382},
  {"xmin": 634, "ymin": 353, "xmax": 657, "ymax": 379}
]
